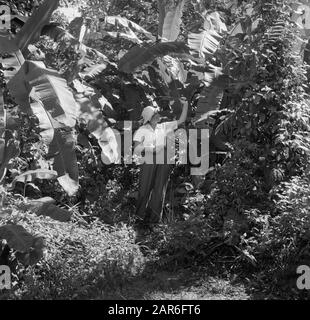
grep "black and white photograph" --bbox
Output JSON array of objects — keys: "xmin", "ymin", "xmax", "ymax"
[{"xmin": 0, "ymin": 0, "xmax": 310, "ymax": 303}]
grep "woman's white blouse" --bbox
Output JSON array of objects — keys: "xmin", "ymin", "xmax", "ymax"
[{"xmin": 133, "ymin": 121, "xmax": 178, "ymax": 163}]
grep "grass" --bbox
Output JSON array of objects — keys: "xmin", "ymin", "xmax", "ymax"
[
  {"xmin": 0, "ymin": 198, "xmax": 305, "ymax": 300},
  {"xmin": 0, "ymin": 204, "xmax": 145, "ymax": 300},
  {"xmin": 0, "ymin": 204, "xmax": 252, "ymax": 300}
]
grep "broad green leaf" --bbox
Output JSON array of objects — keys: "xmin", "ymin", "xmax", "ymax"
[
  {"xmin": 15, "ymin": 0, "xmax": 60, "ymax": 51},
  {"xmin": 7, "ymin": 60, "xmax": 79, "ymax": 195},
  {"xmin": 155, "ymin": 59, "xmax": 173, "ymax": 85},
  {"xmin": 20, "ymin": 87, "xmax": 79, "ymax": 196},
  {"xmin": 7, "ymin": 62, "xmax": 32, "ymax": 110},
  {"xmin": 0, "ymin": 224, "xmax": 37, "ymax": 253},
  {"xmin": 118, "ymin": 42, "xmax": 190, "ymax": 73},
  {"xmin": 79, "ymin": 63, "xmax": 108, "ymax": 79},
  {"xmin": 229, "ymin": 22, "xmax": 244, "ymax": 37},
  {"xmin": 214, "ymin": 110, "xmax": 236, "ymax": 137},
  {"xmin": 194, "ymin": 75, "xmax": 230, "ymax": 127},
  {"xmin": 24, "ymin": 61, "xmax": 78, "ymax": 128},
  {"xmin": 68, "ymin": 17, "xmax": 84, "ymax": 38},
  {"xmin": 29, "ymin": 93, "xmax": 55, "ymax": 145},
  {"xmin": 23, "ymin": 197, "xmax": 72, "ymax": 222},
  {"xmin": 158, "ymin": 0, "xmax": 186, "ymax": 41},
  {"xmin": 98, "ymin": 96, "xmax": 115, "ymax": 118},
  {"xmin": 206, "ymin": 12, "xmax": 227, "ymax": 34},
  {"xmin": 266, "ymin": 20, "xmax": 286, "ymax": 42},
  {"xmin": 12, "ymin": 169, "xmax": 58, "ymax": 185},
  {"xmin": 48, "ymin": 129, "xmax": 79, "ymax": 197},
  {"xmin": 98, "ymin": 127, "xmax": 121, "ymax": 165},
  {"xmin": 160, "ymin": 56, "xmax": 188, "ymax": 84},
  {"xmin": 0, "ymin": 223, "xmax": 45, "ymax": 266},
  {"xmin": 103, "ymin": 30, "xmax": 142, "ymax": 44},
  {"xmin": 188, "ymin": 29, "xmax": 221, "ymax": 59}
]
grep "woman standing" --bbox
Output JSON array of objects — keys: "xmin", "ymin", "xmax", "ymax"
[{"xmin": 133, "ymin": 98, "xmax": 189, "ymax": 227}]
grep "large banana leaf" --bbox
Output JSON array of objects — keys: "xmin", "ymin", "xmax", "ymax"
[
  {"xmin": 0, "ymin": 224, "xmax": 38, "ymax": 252},
  {"xmin": 27, "ymin": 93, "xmax": 78, "ymax": 196},
  {"xmin": 194, "ymin": 75, "xmax": 230, "ymax": 127},
  {"xmin": 229, "ymin": 22, "xmax": 245, "ymax": 37},
  {"xmin": 48, "ymin": 129, "xmax": 79, "ymax": 197},
  {"xmin": 10, "ymin": 169, "xmax": 58, "ymax": 191},
  {"xmin": 13, "ymin": 169, "xmax": 58, "ymax": 183},
  {"xmin": 118, "ymin": 42, "xmax": 190, "ymax": 73},
  {"xmin": 161, "ymin": 56, "xmax": 188, "ymax": 84},
  {"xmin": 103, "ymin": 30, "xmax": 142, "ymax": 44},
  {"xmin": 68, "ymin": 17, "xmax": 84, "ymax": 38},
  {"xmin": 15, "ymin": 0, "xmax": 60, "ymax": 51},
  {"xmin": 7, "ymin": 61, "xmax": 79, "ymax": 195},
  {"xmin": 188, "ymin": 29, "xmax": 221, "ymax": 59},
  {"xmin": 29, "ymin": 93, "xmax": 55, "ymax": 145},
  {"xmin": 158, "ymin": 0, "xmax": 186, "ymax": 41},
  {"xmin": 24, "ymin": 61, "xmax": 77, "ymax": 128},
  {"xmin": 24, "ymin": 197, "xmax": 72, "ymax": 222},
  {"xmin": 207, "ymin": 12, "xmax": 227, "ymax": 34},
  {"xmin": 79, "ymin": 63, "xmax": 108, "ymax": 79},
  {"xmin": 7, "ymin": 62, "xmax": 32, "ymax": 110},
  {"xmin": 0, "ymin": 224, "xmax": 44, "ymax": 266}
]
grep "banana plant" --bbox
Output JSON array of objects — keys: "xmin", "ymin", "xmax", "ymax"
[
  {"xmin": 0, "ymin": 0, "xmax": 81, "ymax": 196},
  {"xmin": 10, "ymin": 61, "xmax": 79, "ymax": 196},
  {"xmin": 118, "ymin": 42, "xmax": 190, "ymax": 73},
  {"xmin": 193, "ymin": 74, "xmax": 230, "ymax": 127}
]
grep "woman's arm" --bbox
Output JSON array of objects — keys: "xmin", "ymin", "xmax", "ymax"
[
  {"xmin": 134, "ymin": 140, "xmax": 157, "ymax": 155},
  {"xmin": 177, "ymin": 97, "xmax": 189, "ymax": 126}
]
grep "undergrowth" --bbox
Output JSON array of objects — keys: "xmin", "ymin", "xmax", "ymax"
[{"xmin": 0, "ymin": 206, "xmax": 144, "ymax": 300}]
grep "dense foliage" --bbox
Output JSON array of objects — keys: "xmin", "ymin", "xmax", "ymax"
[{"xmin": 1, "ymin": 0, "xmax": 310, "ymax": 299}]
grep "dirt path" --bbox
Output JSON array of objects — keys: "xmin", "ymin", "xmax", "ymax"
[{"xmin": 105, "ymin": 269, "xmax": 251, "ymax": 300}]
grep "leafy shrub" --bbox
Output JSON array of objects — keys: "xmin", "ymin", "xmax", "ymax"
[
  {"xmin": 148, "ymin": 215, "xmax": 221, "ymax": 269},
  {"xmin": 251, "ymin": 175, "xmax": 310, "ymax": 298},
  {"xmin": 0, "ymin": 209, "xmax": 144, "ymax": 300}
]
